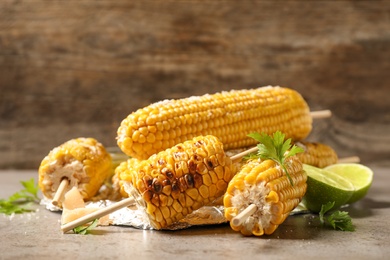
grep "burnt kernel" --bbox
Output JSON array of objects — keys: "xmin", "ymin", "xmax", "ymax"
[
  {"xmin": 143, "ymin": 190, "xmax": 153, "ymax": 202},
  {"xmin": 205, "ymin": 159, "xmax": 214, "ymax": 169},
  {"xmin": 194, "ymin": 140, "xmax": 204, "ymax": 148},
  {"xmin": 171, "ymin": 182, "xmax": 180, "ymax": 199},
  {"xmin": 193, "ymin": 154, "xmax": 202, "ymax": 163},
  {"xmin": 162, "ymin": 168, "xmax": 174, "ymax": 179},
  {"xmin": 144, "ymin": 176, "xmax": 153, "ymax": 188},
  {"xmin": 188, "ymin": 160, "xmax": 197, "ymax": 173},
  {"xmin": 162, "ymin": 179, "xmax": 171, "ymax": 186},
  {"xmin": 151, "ymin": 193, "xmax": 160, "ymax": 207},
  {"xmin": 179, "ymin": 177, "xmax": 187, "ymax": 191},
  {"xmin": 153, "ymin": 179, "xmax": 162, "ymax": 193},
  {"xmin": 184, "ymin": 174, "xmax": 194, "ymax": 188},
  {"xmin": 193, "ymin": 173, "xmax": 203, "ymax": 188}
]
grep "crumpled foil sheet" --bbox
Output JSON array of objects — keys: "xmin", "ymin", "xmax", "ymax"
[
  {"xmin": 41, "ymin": 198, "xmax": 308, "ymax": 231},
  {"xmin": 41, "ymin": 197, "xmax": 227, "ymax": 230}
]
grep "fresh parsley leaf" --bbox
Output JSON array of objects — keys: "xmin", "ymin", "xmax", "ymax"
[
  {"xmin": 0, "ymin": 178, "xmax": 40, "ymax": 215},
  {"xmin": 247, "ymin": 131, "xmax": 304, "ymax": 185},
  {"xmin": 319, "ymin": 201, "xmax": 355, "ymax": 231},
  {"xmin": 73, "ymin": 219, "xmax": 99, "ymax": 235}
]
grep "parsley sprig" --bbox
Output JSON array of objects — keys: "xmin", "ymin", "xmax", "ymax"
[
  {"xmin": 0, "ymin": 178, "xmax": 40, "ymax": 215},
  {"xmin": 247, "ymin": 131, "xmax": 304, "ymax": 185},
  {"xmin": 73, "ymin": 219, "xmax": 99, "ymax": 235},
  {"xmin": 319, "ymin": 202, "xmax": 355, "ymax": 231}
]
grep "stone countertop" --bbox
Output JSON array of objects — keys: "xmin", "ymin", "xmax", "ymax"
[{"xmin": 0, "ymin": 165, "xmax": 389, "ymax": 260}]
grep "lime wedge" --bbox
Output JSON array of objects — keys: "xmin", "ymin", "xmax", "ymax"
[
  {"xmin": 324, "ymin": 163, "xmax": 373, "ymax": 204},
  {"xmin": 302, "ymin": 164, "xmax": 355, "ymax": 213}
]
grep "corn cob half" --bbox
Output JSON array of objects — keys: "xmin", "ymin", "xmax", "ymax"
[
  {"xmin": 117, "ymin": 86, "xmax": 312, "ymax": 160},
  {"xmin": 38, "ymin": 137, "xmax": 113, "ymax": 207},
  {"xmin": 223, "ymin": 156, "xmax": 307, "ymax": 236},
  {"xmin": 295, "ymin": 141, "xmax": 338, "ymax": 168},
  {"xmin": 119, "ymin": 135, "xmax": 237, "ymax": 230}
]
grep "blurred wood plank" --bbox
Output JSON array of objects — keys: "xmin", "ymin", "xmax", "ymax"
[{"xmin": 0, "ymin": 0, "xmax": 389, "ymax": 168}]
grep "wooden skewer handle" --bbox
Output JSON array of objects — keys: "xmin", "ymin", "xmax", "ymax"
[
  {"xmin": 310, "ymin": 110, "xmax": 332, "ymax": 119},
  {"xmin": 61, "ymin": 197, "xmax": 136, "ymax": 233},
  {"xmin": 52, "ymin": 178, "xmax": 69, "ymax": 206},
  {"xmin": 231, "ymin": 204, "xmax": 257, "ymax": 227},
  {"xmin": 337, "ymin": 156, "xmax": 360, "ymax": 163}
]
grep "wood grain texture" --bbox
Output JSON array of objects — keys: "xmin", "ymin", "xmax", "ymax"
[{"xmin": 1, "ymin": 0, "xmax": 389, "ymax": 168}]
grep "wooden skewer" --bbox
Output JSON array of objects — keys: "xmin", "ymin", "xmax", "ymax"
[
  {"xmin": 337, "ymin": 156, "xmax": 360, "ymax": 163},
  {"xmin": 52, "ymin": 178, "xmax": 69, "ymax": 206},
  {"xmin": 61, "ymin": 197, "xmax": 136, "ymax": 233},
  {"xmin": 310, "ymin": 109, "xmax": 332, "ymax": 119},
  {"xmin": 231, "ymin": 204, "xmax": 257, "ymax": 227}
]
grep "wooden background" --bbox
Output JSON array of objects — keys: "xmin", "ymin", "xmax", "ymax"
[{"xmin": 1, "ymin": 0, "xmax": 389, "ymax": 169}]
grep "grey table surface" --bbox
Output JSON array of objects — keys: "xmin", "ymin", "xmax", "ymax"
[{"xmin": 1, "ymin": 164, "xmax": 389, "ymax": 260}]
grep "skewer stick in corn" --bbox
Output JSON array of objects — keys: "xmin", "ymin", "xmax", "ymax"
[
  {"xmin": 337, "ymin": 156, "xmax": 360, "ymax": 163},
  {"xmin": 117, "ymin": 86, "xmax": 316, "ymax": 160},
  {"xmin": 39, "ymin": 138, "xmax": 113, "ymax": 208},
  {"xmin": 309, "ymin": 109, "xmax": 332, "ymax": 119},
  {"xmin": 61, "ymin": 197, "xmax": 136, "ymax": 232},
  {"xmin": 52, "ymin": 178, "xmax": 69, "ymax": 206}
]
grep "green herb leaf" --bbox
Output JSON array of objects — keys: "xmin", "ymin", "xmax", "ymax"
[
  {"xmin": 319, "ymin": 201, "xmax": 355, "ymax": 231},
  {"xmin": 247, "ymin": 131, "xmax": 304, "ymax": 185},
  {"xmin": 73, "ymin": 219, "xmax": 99, "ymax": 235},
  {"xmin": 0, "ymin": 178, "xmax": 40, "ymax": 215}
]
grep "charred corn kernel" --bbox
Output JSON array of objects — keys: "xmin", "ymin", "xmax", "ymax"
[
  {"xmin": 38, "ymin": 137, "xmax": 113, "ymax": 207},
  {"xmin": 295, "ymin": 141, "xmax": 338, "ymax": 168},
  {"xmin": 117, "ymin": 86, "xmax": 312, "ymax": 159},
  {"xmin": 223, "ymin": 156, "xmax": 307, "ymax": 237},
  {"xmin": 118, "ymin": 135, "xmax": 237, "ymax": 230}
]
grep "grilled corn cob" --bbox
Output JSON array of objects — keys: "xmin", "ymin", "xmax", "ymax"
[
  {"xmin": 119, "ymin": 135, "xmax": 236, "ymax": 229},
  {"xmin": 224, "ymin": 156, "xmax": 307, "ymax": 236},
  {"xmin": 295, "ymin": 141, "xmax": 338, "ymax": 168},
  {"xmin": 38, "ymin": 137, "xmax": 113, "ymax": 207},
  {"xmin": 117, "ymin": 86, "xmax": 312, "ymax": 160}
]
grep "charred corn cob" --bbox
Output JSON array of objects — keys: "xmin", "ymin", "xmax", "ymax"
[
  {"xmin": 117, "ymin": 86, "xmax": 312, "ymax": 160},
  {"xmin": 38, "ymin": 137, "xmax": 113, "ymax": 207},
  {"xmin": 224, "ymin": 157, "xmax": 307, "ymax": 236},
  {"xmin": 295, "ymin": 141, "xmax": 338, "ymax": 168},
  {"xmin": 119, "ymin": 135, "xmax": 237, "ymax": 230}
]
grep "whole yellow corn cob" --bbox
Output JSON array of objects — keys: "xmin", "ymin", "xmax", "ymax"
[
  {"xmin": 117, "ymin": 86, "xmax": 312, "ymax": 160},
  {"xmin": 38, "ymin": 137, "xmax": 113, "ymax": 207},
  {"xmin": 223, "ymin": 156, "xmax": 307, "ymax": 236},
  {"xmin": 119, "ymin": 135, "xmax": 237, "ymax": 230},
  {"xmin": 295, "ymin": 141, "xmax": 338, "ymax": 168}
]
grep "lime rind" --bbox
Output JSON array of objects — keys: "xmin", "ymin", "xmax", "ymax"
[
  {"xmin": 324, "ymin": 163, "xmax": 374, "ymax": 204},
  {"xmin": 302, "ymin": 164, "xmax": 356, "ymax": 213}
]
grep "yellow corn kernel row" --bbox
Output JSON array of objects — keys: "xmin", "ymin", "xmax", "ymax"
[
  {"xmin": 295, "ymin": 141, "xmax": 338, "ymax": 168},
  {"xmin": 223, "ymin": 156, "xmax": 307, "ymax": 236},
  {"xmin": 119, "ymin": 135, "xmax": 237, "ymax": 230},
  {"xmin": 38, "ymin": 137, "xmax": 113, "ymax": 207},
  {"xmin": 117, "ymin": 86, "xmax": 312, "ymax": 160},
  {"xmin": 112, "ymin": 158, "xmax": 140, "ymax": 199}
]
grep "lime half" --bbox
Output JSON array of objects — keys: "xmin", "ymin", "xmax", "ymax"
[
  {"xmin": 324, "ymin": 163, "xmax": 373, "ymax": 204},
  {"xmin": 302, "ymin": 164, "xmax": 355, "ymax": 213}
]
